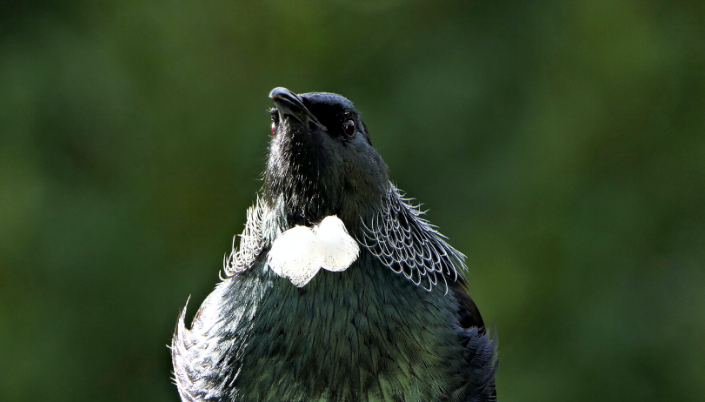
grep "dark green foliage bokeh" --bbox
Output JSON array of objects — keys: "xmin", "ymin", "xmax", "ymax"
[{"xmin": 1, "ymin": 1, "xmax": 703, "ymax": 401}]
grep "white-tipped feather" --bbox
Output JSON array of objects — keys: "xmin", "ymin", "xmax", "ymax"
[{"xmin": 267, "ymin": 215, "xmax": 360, "ymax": 287}]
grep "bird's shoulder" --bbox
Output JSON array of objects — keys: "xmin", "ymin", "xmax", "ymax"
[
  {"xmin": 171, "ymin": 267, "xmax": 269, "ymax": 401},
  {"xmin": 448, "ymin": 278, "xmax": 498, "ymax": 402}
]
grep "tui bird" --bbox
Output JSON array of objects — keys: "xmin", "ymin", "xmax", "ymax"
[{"xmin": 171, "ymin": 87, "xmax": 498, "ymax": 401}]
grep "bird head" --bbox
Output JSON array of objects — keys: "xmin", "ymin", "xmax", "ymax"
[{"xmin": 265, "ymin": 87, "xmax": 388, "ymax": 231}]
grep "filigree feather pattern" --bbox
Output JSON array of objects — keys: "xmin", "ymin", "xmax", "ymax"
[
  {"xmin": 360, "ymin": 183, "xmax": 467, "ymax": 291},
  {"xmin": 223, "ymin": 197, "xmax": 266, "ymax": 277}
]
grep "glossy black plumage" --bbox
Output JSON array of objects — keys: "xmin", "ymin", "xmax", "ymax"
[{"xmin": 171, "ymin": 88, "xmax": 497, "ymax": 401}]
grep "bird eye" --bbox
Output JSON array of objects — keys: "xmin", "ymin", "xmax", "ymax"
[
  {"xmin": 270, "ymin": 111, "xmax": 279, "ymax": 135},
  {"xmin": 342, "ymin": 119, "xmax": 355, "ymax": 136}
]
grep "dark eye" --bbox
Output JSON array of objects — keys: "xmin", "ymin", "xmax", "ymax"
[
  {"xmin": 270, "ymin": 111, "xmax": 279, "ymax": 135},
  {"xmin": 342, "ymin": 119, "xmax": 355, "ymax": 136}
]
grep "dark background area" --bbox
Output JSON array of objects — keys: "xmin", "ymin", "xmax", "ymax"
[{"xmin": 1, "ymin": 1, "xmax": 704, "ymax": 401}]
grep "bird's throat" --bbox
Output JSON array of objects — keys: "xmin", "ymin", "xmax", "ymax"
[{"xmin": 267, "ymin": 215, "xmax": 360, "ymax": 287}]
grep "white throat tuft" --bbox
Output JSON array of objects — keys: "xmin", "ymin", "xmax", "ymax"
[{"xmin": 267, "ymin": 215, "xmax": 360, "ymax": 287}]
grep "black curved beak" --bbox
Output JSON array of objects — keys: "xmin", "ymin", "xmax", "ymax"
[{"xmin": 269, "ymin": 87, "xmax": 320, "ymax": 124}]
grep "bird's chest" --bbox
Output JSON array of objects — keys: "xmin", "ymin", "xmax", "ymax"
[{"xmin": 231, "ymin": 254, "xmax": 464, "ymax": 401}]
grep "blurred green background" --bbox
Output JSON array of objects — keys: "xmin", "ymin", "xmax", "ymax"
[{"xmin": 1, "ymin": 0, "xmax": 704, "ymax": 401}]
